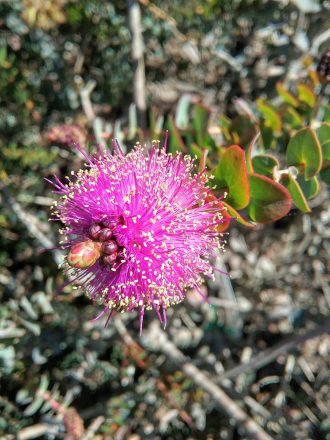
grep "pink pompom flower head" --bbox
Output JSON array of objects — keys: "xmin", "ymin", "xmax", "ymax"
[{"xmin": 49, "ymin": 137, "xmax": 229, "ymax": 333}]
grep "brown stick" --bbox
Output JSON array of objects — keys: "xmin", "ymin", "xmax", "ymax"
[
  {"xmin": 127, "ymin": 0, "xmax": 147, "ymax": 129},
  {"xmin": 218, "ymin": 318, "xmax": 330, "ymax": 382},
  {"xmin": 145, "ymin": 321, "xmax": 274, "ymax": 440}
]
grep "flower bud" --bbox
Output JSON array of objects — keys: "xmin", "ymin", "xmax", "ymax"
[
  {"xmin": 89, "ymin": 224, "xmax": 102, "ymax": 239},
  {"xmin": 102, "ymin": 240, "xmax": 118, "ymax": 254},
  {"xmin": 103, "ymin": 252, "xmax": 118, "ymax": 265},
  {"xmin": 98, "ymin": 228, "xmax": 113, "ymax": 241},
  {"xmin": 67, "ymin": 241, "xmax": 101, "ymax": 269},
  {"xmin": 102, "ymin": 218, "xmax": 118, "ymax": 230}
]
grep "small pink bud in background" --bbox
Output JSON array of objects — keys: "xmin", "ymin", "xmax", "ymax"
[{"xmin": 67, "ymin": 241, "xmax": 101, "ymax": 269}]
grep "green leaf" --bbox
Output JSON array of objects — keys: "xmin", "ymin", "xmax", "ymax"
[
  {"xmin": 276, "ymin": 82, "xmax": 299, "ymax": 107},
  {"xmin": 248, "ymin": 173, "xmax": 292, "ymax": 223},
  {"xmin": 297, "ymin": 175, "xmax": 319, "ymax": 199},
  {"xmin": 230, "ymin": 115, "xmax": 256, "ymax": 147},
  {"xmin": 257, "ymin": 98, "xmax": 282, "ymax": 132},
  {"xmin": 199, "ymin": 148, "xmax": 208, "ymax": 172},
  {"xmin": 320, "ymin": 167, "xmax": 330, "ymax": 184},
  {"xmin": 283, "ymin": 107, "xmax": 303, "ymax": 129},
  {"xmin": 252, "ymin": 154, "xmax": 279, "ymax": 177},
  {"xmin": 214, "ymin": 145, "xmax": 250, "ymax": 210},
  {"xmin": 219, "ymin": 115, "xmax": 231, "ymax": 141},
  {"xmin": 222, "ymin": 201, "xmax": 255, "ymax": 228},
  {"xmin": 286, "ymin": 127, "xmax": 322, "ymax": 179},
  {"xmin": 190, "ymin": 143, "xmax": 203, "ymax": 160},
  {"xmin": 322, "ymin": 104, "xmax": 330, "ymax": 122},
  {"xmin": 317, "ymin": 122, "xmax": 330, "ymax": 160},
  {"xmin": 166, "ymin": 114, "xmax": 187, "ymax": 153},
  {"xmin": 281, "ymin": 174, "xmax": 311, "ymax": 213},
  {"xmin": 193, "ymin": 103, "xmax": 211, "ymax": 145},
  {"xmin": 260, "ymin": 123, "xmax": 275, "ymax": 149},
  {"xmin": 246, "ymin": 131, "xmax": 261, "ymax": 174},
  {"xmin": 297, "ymin": 84, "xmax": 316, "ymax": 108},
  {"xmin": 150, "ymin": 107, "xmax": 164, "ymax": 138}
]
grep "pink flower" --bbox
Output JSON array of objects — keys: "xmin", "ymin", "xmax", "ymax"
[{"xmin": 50, "ymin": 140, "xmax": 228, "ymax": 332}]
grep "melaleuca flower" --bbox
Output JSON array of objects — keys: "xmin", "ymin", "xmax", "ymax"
[{"xmin": 49, "ymin": 140, "xmax": 228, "ymax": 332}]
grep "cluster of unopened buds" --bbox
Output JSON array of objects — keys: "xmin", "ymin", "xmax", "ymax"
[{"xmin": 67, "ymin": 218, "xmax": 124, "ymax": 270}]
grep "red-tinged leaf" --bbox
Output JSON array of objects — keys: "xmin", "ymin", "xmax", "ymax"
[
  {"xmin": 216, "ymin": 202, "xmax": 232, "ymax": 232},
  {"xmin": 214, "ymin": 145, "xmax": 250, "ymax": 210},
  {"xmin": 257, "ymin": 98, "xmax": 282, "ymax": 132},
  {"xmin": 297, "ymin": 84, "xmax": 316, "ymax": 107},
  {"xmin": 222, "ymin": 201, "xmax": 255, "ymax": 228},
  {"xmin": 281, "ymin": 174, "xmax": 311, "ymax": 213},
  {"xmin": 286, "ymin": 127, "xmax": 322, "ymax": 179},
  {"xmin": 204, "ymin": 194, "xmax": 232, "ymax": 232},
  {"xmin": 276, "ymin": 82, "xmax": 299, "ymax": 107},
  {"xmin": 252, "ymin": 154, "xmax": 279, "ymax": 177},
  {"xmin": 166, "ymin": 114, "xmax": 187, "ymax": 153},
  {"xmin": 317, "ymin": 122, "xmax": 330, "ymax": 160},
  {"xmin": 248, "ymin": 173, "xmax": 292, "ymax": 223}
]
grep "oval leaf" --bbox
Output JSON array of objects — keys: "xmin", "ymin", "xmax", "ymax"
[
  {"xmin": 320, "ymin": 167, "xmax": 330, "ymax": 184},
  {"xmin": 317, "ymin": 122, "xmax": 330, "ymax": 160},
  {"xmin": 252, "ymin": 154, "xmax": 279, "ymax": 177},
  {"xmin": 297, "ymin": 175, "xmax": 319, "ymax": 199},
  {"xmin": 166, "ymin": 114, "xmax": 187, "ymax": 153},
  {"xmin": 281, "ymin": 174, "xmax": 311, "ymax": 213},
  {"xmin": 283, "ymin": 107, "xmax": 303, "ymax": 129},
  {"xmin": 230, "ymin": 116, "xmax": 256, "ymax": 147},
  {"xmin": 286, "ymin": 127, "xmax": 322, "ymax": 179},
  {"xmin": 297, "ymin": 84, "xmax": 316, "ymax": 108},
  {"xmin": 257, "ymin": 98, "xmax": 282, "ymax": 132},
  {"xmin": 214, "ymin": 145, "xmax": 250, "ymax": 210},
  {"xmin": 248, "ymin": 173, "xmax": 292, "ymax": 223},
  {"xmin": 276, "ymin": 82, "xmax": 299, "ymax": 107},
  {"xmin": 193, "ymin": 103, "xmax": 211, "ymax": 145}
]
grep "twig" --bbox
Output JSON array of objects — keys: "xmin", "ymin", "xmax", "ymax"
[
  {"xmin": 113, "ymin": 316, "xmax": 198, "ymax": 432},
  {"xmin": 2, "ymin": 188, "xmax": 62, "ymax": 266},
  {"xmin": 145, "ymin": 321, "xmax": 274, "ymax": 440},
  {"xmin": 127, "ymin": 0, "xmax": 147, "ymax": 129},
  {"xmin": 218, "ymin": 318, "xmax": 330, "ymax": 382},
  {"xmin": 78, "ymin": 80, "xmax": 107, "ymax": 149},
  {"xmin": 80, "ymin": 80, "xmax": 97, "ymax": 122},
  {"xmin": 80, "ymin": 416, "xmax": 105, "ymax": 440}
]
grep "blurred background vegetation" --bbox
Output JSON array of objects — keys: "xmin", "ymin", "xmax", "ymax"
[{"xmin": 1, "ymin": 1, "xmax": 330, "ymax": 439}]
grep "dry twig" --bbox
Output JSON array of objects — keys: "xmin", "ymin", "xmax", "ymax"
[{"xmin": 145, "ymin": 321, "xmax": 274, "ymax": 440}]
